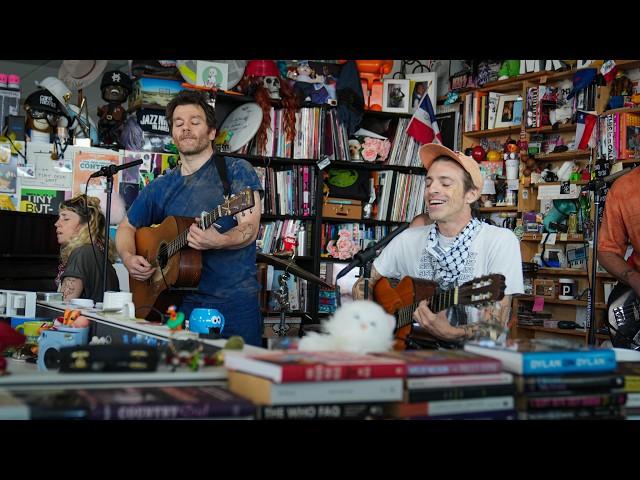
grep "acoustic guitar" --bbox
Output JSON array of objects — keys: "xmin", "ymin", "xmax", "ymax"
[
  {"xmin": 373, "ymin": 274, "xmax": 506, "ymax": 350},
  {"xmin": 130, "ymin": 188, "xmax": 255, "ymax": 320}
]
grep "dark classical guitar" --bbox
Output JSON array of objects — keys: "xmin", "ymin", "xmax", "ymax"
[
  {"xmin": 373, "ymin": 274, "xmax": 506, "ymax": 350},
  {"xmin": 130, "ymin": 188, "xmax": 255, "ymax": 320}
]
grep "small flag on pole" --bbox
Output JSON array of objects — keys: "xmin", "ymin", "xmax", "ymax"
[
  {"xmin": 406, "ymin": 93, "xmax": 443, "ymax": 145},
  {"xmin": 575, "ymin": 111, "xmax": 597, "ymax": 150}
]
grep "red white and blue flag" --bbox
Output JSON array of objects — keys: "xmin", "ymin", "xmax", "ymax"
[
  {"xmin": 575, "ymin": 110, "xmax": 597, "ymax": 150},
  {"xmin": 406, "ymin": 93, "xmax": 442, "ymax": 145}
]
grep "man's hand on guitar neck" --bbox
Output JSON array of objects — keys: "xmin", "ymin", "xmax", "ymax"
[
  {"xmin": 187, "ymin": 190, "xmax": 262, "ymax": 251},
  {"xmin": 413, "ymin": 300, "xmax": 468, "ymax": 342}
]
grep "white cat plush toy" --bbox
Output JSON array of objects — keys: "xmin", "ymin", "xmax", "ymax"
[{"xmin": 299, "ymin": 300, "xmax": 395, "ymax": 354}]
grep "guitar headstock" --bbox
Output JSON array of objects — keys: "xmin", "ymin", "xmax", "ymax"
[
  {"xmin": 223, "ymin": 188, "xmax": 255, "ymax": 216},
  {"xmin": 457, "ymin": 274, "xmax": 506, "ymax": 307}
]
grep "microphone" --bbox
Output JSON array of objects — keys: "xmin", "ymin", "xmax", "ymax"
[
  {"xmin": 89, "ymin": 159, "xmax": 144, "ymax": 179},
  {"xmin": 336, "ymin": 223, "xmax": 409, "ymax": 280}
]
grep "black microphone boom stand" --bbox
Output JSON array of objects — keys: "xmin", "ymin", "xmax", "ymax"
[
  {"xmin": 584, "ymin": 167, "xmax": 634, "ymax": 345},
  {"xmin": 101, "ymin": 171, "xmax": 115, "ymax": 303},
  {"xmin": 90, "ymin": 159, "xmax": 143, "ymax": 302},
  {"xmin": 335, "ymin": 224, "xmax": 409, "ymax": 304}
]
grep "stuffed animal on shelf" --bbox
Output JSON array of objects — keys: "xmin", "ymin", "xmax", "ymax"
[
  {"xmin": 298, "ymin": 300, "xmax": 395, "ymax": 354},
  {"xmin": 287, "ymin": 60, "xmax": 337, "ymax": 106}
]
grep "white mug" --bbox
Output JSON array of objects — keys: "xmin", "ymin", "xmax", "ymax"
[
  {"xmin": 103, "ymin": 291, "xmax": 133, "ymax": 310},
  {"xmin": 124, "ymin": 301, "xmax": 136, "ymax": 319}
]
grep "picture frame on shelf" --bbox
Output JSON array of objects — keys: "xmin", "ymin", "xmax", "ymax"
[
  {"xmin": 406, "ymin": 72, "xmax": 437, "ymax": 113},
  {"xmin": 495, "ymin": 95, "xmax": 523, "ymax": 128},
  {"xmin": 382, "ymin": 79, "xmax": 410, "ymax": 113}
]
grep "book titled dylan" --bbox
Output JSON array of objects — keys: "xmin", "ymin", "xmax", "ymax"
[{"xmin": 464, "ymin": 339, "xmax": 617, "ymax": 376}]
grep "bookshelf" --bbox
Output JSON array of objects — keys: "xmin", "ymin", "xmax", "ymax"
[
  {"xmin": 215, "ymin": 93, "xmax": 326, "ymax": 330},
  {"xmin": 459, "ymin": 60, "xmax": 640, "ymax": 345},
  {"xmin": 216, "ymin": 80, "xmax": 429, "ymax": 328},
  {"xmin": 317, "ymin": 107, "xmax": 429, "ymax": 314}
]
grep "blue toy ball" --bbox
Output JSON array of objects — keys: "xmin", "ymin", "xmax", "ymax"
[{"xmin": 188, "ymin": 308, "xmax": 225, "ymax": 335}]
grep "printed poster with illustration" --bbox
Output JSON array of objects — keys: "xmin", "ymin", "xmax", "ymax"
[
  {"xmin": 20, "ymin": 188, "xmax": 66, "ymax": 215},
  {"xmin": 196, "ymin": 61, "xmax": 228, "ymax": 90},
  {"xmin": 0, "ymin": 193, "xmax": 18, "ymax": 211},
  {"xmin": 72, "ymin": 150, "xmax": 120, "ymax": 203}
]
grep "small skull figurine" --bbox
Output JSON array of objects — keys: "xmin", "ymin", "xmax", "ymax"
[{"xmin": 263, "ymin": 76, "xmax": 281, "ymax": 99}]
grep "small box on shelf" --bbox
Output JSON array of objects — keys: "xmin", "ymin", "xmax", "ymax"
[
  {"xmin": 533, "ymin": 279, "xmax": 556, "ymax": 299},
  {"xmin": 322, "ymin": 197, "xmax": 362, "ymax": 220}
]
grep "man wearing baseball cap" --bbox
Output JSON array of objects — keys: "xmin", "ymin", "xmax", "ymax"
[{"xmin": 353, "ymin": 143, "xmax": 523, "ymax": 345}]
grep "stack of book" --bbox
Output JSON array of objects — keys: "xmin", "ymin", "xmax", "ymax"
[
  {"xmin": 615, "ymin": 359, "xmax": 640, "ymax": 420},
  {"xmin": 1, "ymin": 386, "xmax": 256, "ymax": 420},
  {"xmin": 224, "ymin": 351, "xmax": 406, "ymax": 420},
  {"xmin": 375, "ymin": 350, "xmax": 517, "ymax": 420},
  {"xmin": 464, "ymin": 339, "xmax": 625, "ymax": 420}
]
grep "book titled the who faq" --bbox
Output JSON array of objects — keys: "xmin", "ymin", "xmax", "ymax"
[{"xmin": 463, "ymin": 338, "xmax": 617, "ymax": 376}]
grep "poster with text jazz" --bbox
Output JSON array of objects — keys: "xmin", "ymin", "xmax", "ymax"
[
  {"xmin": 20, "ymin": 188, "xmax": 67, "ymax": 215},
  {"xmin": 72, "ymin": 150, "xmax": 120, "ymax": 201}
]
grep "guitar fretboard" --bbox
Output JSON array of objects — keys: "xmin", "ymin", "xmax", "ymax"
[
  {"xmin": 162, "ymin": 203, "xmax": 234, "ymax": 260},
  {"xmin": 395, "ymin": 287, "xmax": 459, "ymax": 329}
]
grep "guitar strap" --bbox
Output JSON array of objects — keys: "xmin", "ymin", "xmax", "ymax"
[{"xmin": 213, "ymin": 154, "xmax": 231, "ymax": 198}]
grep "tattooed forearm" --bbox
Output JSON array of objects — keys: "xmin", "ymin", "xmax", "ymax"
[
  {"xmin": 220, "ymin": 223, "xmax": 257, "ymax": 249},
  {"xmin": 61, "ymin": 276, "xmax": 83, "ymax": 301},
  {"xmin": 236, "ymin": 223, "xmax": 255, "ymax": 241}
]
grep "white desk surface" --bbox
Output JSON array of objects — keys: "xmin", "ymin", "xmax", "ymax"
[
  {"xmin": 0, "ymin": 301, "xmax": 267, "ymax": 390},
  {"xmin": 36, "ymin": 301, "xmax": 266, "ymax": 352}
]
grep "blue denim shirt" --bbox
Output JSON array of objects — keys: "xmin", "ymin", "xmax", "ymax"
[{"xmin": 127, "ymin": 154, "xmax": 263, "ymax": 344}]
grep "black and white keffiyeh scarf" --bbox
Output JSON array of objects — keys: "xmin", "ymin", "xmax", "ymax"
[{"xmin": 426, "ymin": 218, "xmax": 482, "ymax": 286}]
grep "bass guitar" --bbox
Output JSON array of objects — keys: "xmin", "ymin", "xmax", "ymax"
[
  {"xmin": 373, "ymin": 274, "xmax": 506, "ymax": 350},
  {"xmin": 130, "ymin": 188, "xmax": 255, "ymax": 320},
  {"xmin": 607, "ymin": 283, "xmax": 640, "ymax": 349}
]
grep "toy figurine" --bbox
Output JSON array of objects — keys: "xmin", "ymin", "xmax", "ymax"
[
  {"xmin": 498, "ymin": 60, "xmax": 520, "ymax": 80},
  {"xmin": 166, "ymin": 305, "xmax": 185, "ymax": 331},
  {"xmin": 97, "ymin": 70, "xmax": 132, "ymax": 147},
  {"xmin": 165, "ymin": 338, "xmax": 204, "ymax": 372},
  {"xmin": 23, "ymin": 88, "xmax": 67, "ymax": 142},
  {"xmin": 287, "ymin": 60, "xmax": 337, "ymax": 106},
  {"xmin": 355, "ymin": 60, "xmax": 393, "ymax": 111},
  {"xmin": 237, "ymin": 60, "xmax": 297, "ymax": 156}
]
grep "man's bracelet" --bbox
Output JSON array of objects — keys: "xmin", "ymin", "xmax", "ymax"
[{"xmin": 461, "ymin": 324, "xmax": 478, "ymax": 340}]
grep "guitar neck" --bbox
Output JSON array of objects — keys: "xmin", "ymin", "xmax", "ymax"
[
  {"xmin": 396, "ymin": 287, "xmax": 458, "ymax": 329},
  {"xmin": 168, "ymin": 206, "xmax": 226, "ymax": 258}
]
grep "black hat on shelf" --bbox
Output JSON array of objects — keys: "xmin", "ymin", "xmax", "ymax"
[
  {"xmin": 24, "ymin": 89, "xmax": 64, "ymax": 116},
  {"xmin": 100, "ymin": 70, "xmax": 132, "ymax": 103}
]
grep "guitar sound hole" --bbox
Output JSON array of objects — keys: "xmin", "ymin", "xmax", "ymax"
[{"xmin": 157, "ymin": 244, "xmax": 169, "ymax": 269}]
